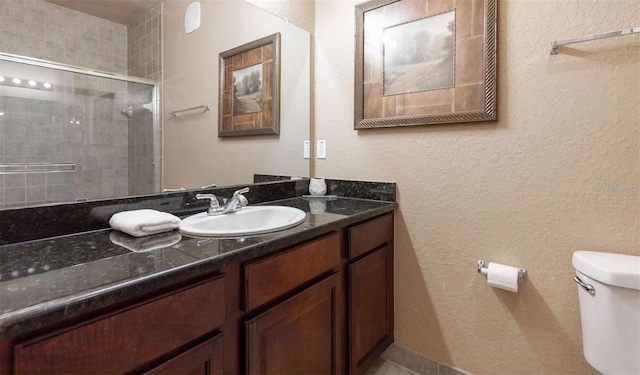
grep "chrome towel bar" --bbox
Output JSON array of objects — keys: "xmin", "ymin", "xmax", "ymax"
[
  {"xmin": 169, "ymin": 104, "xmax": 211, "ymax": 117},
  {"xmin": 550, "ymin": 27, "xmax": 640, "ymax": 55},
  {"xmin": 0, "ymin": 163, "xmax": 76, "ymax": 174}
]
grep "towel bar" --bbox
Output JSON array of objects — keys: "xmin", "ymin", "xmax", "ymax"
[
  {"xmin": 0, "ymin": 163, "xmax": 75, "ymax": 174},
  {"xmin": 550, "ymin": 27, "xmax": 640, "ymax": 55},
  {"xmin": 169, "ymin": 104, "xmax": 211, "ymax": 116}
]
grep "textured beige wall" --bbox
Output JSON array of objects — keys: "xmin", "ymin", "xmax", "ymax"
[
  {"xmin": 314, "ymin": 0, "xmax": 639, "ymax": 373},
  {"xmin": 247, "ymin": 0, "xmax": 315, "ymax": 34},
  {"xmin": 162, "ymin": 0, "xmax": 310, "ymax": 189}
]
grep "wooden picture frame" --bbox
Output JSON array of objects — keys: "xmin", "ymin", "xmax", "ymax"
[
  {"xmin": 354, "ymin": 0, "xmax": 497, "ymax": 129},
  {"xmin": 219, "ymin": 33, "xmax": 281, "ymax": 137}
]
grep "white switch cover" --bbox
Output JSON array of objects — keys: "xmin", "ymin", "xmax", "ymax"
[
  {"xmin": 303, "ymin": 140, "xmax": 310, "ymax": 159},
  {"xmin": 317, "ymin": 140, "xmax": 327, "ymax": 159}
]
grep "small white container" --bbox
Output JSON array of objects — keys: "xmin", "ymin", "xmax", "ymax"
[{"xmin": 309, "ymin": 178, "xmax": 327, "ymax": 196}]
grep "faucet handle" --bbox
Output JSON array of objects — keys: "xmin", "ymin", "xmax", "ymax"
[
  {"xmin": 233, "ymin": 188, "xmax": 249, "ymax": 208},
  {"xmin": 237, "ymin": 194, "xmax": 249, "ymax": 207},
  {"xmin": 196, "ymin": 193, "xmax": 220, "ymax": 208},
  {"xmin": 232, "ymin": 187, "xmax": 250, "ymax": 197}
]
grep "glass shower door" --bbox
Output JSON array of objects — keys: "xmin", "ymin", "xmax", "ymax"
[{"xmin": 0, "ymin": 54, "xmax": 159, "ymax": 209}]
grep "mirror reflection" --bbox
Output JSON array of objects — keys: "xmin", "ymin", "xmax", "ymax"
[
  {"xmin": 0, "ymin": 56, "xmax": 158, "ymax": 209},
  {"xmin": 0, "ymin": 0, "xmax": 311, "ymax": 210}
]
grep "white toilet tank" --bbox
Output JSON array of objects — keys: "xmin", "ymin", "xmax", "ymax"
[{"xmin": 572, "ymin": 251, "xmax": 640, "ymax": 375}]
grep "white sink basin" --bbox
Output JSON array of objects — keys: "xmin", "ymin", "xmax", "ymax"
[{"xmin": 179, "ymin": 206, "xmax": 307, "ymax": 237}]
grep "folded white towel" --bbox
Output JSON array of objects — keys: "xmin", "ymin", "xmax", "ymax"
[
  {"xmin": 109, "ymin": 209, "xmax": 181, "ymax": 237},
  {"xmin": 110, "ymin": 231, "xmax": 182, "ymax": 252}
]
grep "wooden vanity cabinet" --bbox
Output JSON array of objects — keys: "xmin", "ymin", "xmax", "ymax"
[
  {"xmin": 2, "ymin": 210, "xmax": 395, "ymax": 375},
  {"xmin": 12, "ymin": 274, "xmax": 228, "ymax": 375},
  {"xmin": 243, "ymin": 233, "xmax": 345, "ymax": 374},
  {"xmin": 347, "ymin": 213, "xmax": 394, "ymax": 374},
  {"xmin": 242, "ymin": 212, "xmax": 395, "ymax": 375}
]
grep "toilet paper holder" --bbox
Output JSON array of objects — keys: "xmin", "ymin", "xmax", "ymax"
[{"xmin": 477, "ymin": 260, "xmax": 527, "ymax": 283}]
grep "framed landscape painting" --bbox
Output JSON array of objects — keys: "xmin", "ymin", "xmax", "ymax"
[
  {"xmin": 219, "ymin": 33, "xmax": 281, "ymax": 137},
  {"xmin": 354, "ymin": 0, "xmax": 497, "ymax": 129}
]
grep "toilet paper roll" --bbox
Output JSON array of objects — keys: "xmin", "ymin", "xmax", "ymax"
[{"xmin": 487, "ymin": 262, "xmax": 519, "ymax": 292}]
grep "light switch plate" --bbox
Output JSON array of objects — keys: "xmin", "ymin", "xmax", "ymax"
[
  {"xmin": 303, "ymin": 140, "xmax": 310, "ymax": 159},
  {"xmin": 317, "ymin": 140, "xmax": 327, "ymax": 159}
]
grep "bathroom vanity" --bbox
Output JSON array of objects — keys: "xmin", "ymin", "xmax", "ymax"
[{"xmin": 0, "ymin": 180, "xmax": 396, "ymax": 374}]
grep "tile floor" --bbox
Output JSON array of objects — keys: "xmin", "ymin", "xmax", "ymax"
[{"xmin": 365, "ymin": 358, "xmax": 420, "ymax": 375}]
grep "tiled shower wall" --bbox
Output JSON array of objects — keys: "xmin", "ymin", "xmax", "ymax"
[
  {"xmin": 127, "ymin": 4, "xmax": 162, "ymax": 195},
  {"xmin": 0, "ymin": 0, "xmax": 161, "ymax": 207},
  {"xmin": 0, "ymin": 0, "xmax": 128, "ymax": 74},
  {"xmin": 127, "ymin": 5, "xmax": 161, "ymax": 82}
]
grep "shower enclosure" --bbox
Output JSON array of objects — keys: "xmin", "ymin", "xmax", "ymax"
[{"xmin": 0, "ymin": 53, "xmax": 160, "ymax": 209}]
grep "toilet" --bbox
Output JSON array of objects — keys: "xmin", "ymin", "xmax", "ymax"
[{"xmin": 572, "ymin": 251, "xmax": 640, "ymax": 375}]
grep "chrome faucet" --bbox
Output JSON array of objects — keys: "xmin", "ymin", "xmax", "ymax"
[{"xmin": 196, "ymin": 187, "xmax": 250, "ymax": 216}]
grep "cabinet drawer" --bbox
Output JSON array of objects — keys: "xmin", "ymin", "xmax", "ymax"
[
  {"xmin": 245, "ymin": 233, "xmax": 341, "ymax": 311},
  {"xmin": 15, "ymin": 276, "xmax": 226, "ymax": 375},
  {"xmin": 348, "ymin": 213, "xmax": 393, "ymax": 259}
]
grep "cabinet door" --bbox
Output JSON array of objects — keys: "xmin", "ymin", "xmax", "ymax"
[
  {"xmin": 349, "ymin": 244, "xmax": 394, "ymax": 374},
  {"xmin": 145, "ymin": 334, "xmax": 223, "ymax": 375},
  {"xmin": 246, "ymin": 273, "xmax": 343, "ymax": 375}
]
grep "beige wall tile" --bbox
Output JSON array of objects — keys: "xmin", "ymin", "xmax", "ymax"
[
  {"xmin": 453, "ymin": 83, "xmax": 483, "ymax": 112},
  {"xmin": 454, "ymin": 0, "xmax": 473, "ymax": 39},
  {"xmin": 428, "ymin": 0, "xmax": 454, "ymax": 16},
  {"xmin": 455, "ymin": 35, "xmax": 484, "ymax": 86}
]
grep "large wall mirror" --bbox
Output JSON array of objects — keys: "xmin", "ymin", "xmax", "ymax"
[{"xmin": 0, "ymin": 0, "xmax": 311, "ymax": 210}]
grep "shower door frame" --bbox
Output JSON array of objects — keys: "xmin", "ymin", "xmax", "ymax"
[{"xmin": 0, "ymin": 52, "xmax": 157, "ymax": 86}]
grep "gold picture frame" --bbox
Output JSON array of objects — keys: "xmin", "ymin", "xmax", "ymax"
[
  {"xmin": 219, "ymin": 33, "xmax": 281, "ymax": 137},
  {"xmin": 354, "ymin": 0, "xmax": 497, "ymax": 129}
]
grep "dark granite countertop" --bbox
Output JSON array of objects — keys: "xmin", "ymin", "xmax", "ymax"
[{"xmin": 0, "ymin": 196, "xmax": 396, "ymax": 339}]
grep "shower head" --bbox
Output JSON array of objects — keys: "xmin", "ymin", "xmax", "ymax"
[{"xmin": 121, "ymin": 102, "xmax": 154, "ymax": 117}]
